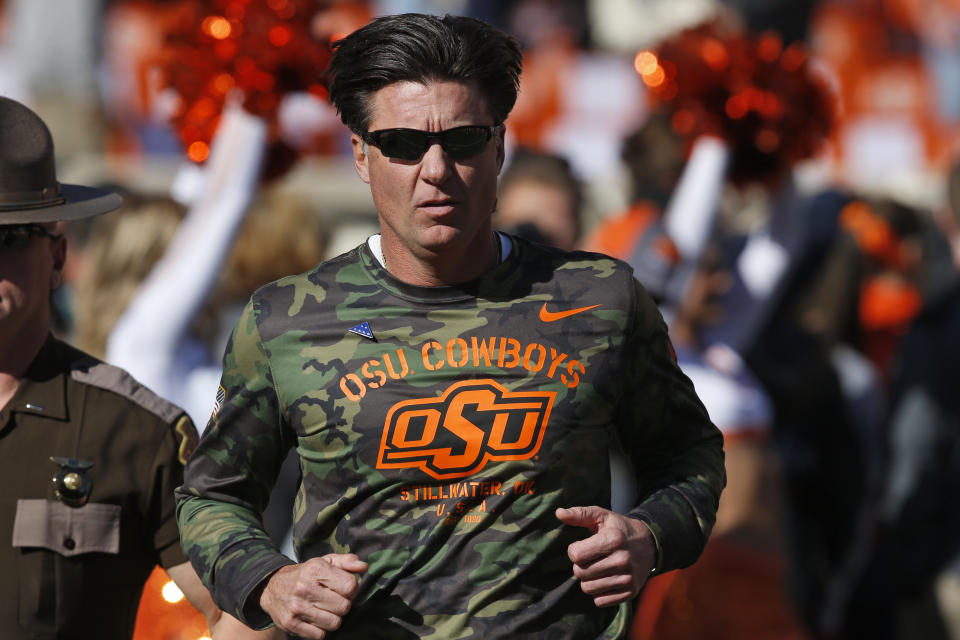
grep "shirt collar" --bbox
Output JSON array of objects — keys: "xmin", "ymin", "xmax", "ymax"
[{"xmin": 6, "ymin": 334, "xmax": 69, "ymax": 421}]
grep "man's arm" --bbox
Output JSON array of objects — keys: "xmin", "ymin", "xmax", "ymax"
[
  {"xmin": 177, "ymin": 299, "xmax": 373, "ymax": 634},
  {"xmin": 560, "ymin": 279, "xmax": 725, "ymax": 606},
  {"xmin": 178, "ymin": 496, "xmax": 369, "ymax": 638},
  {"xmin": 166, "ymin": 561, "xmax": 285, "ymax": 639},
  {"xmin": 620, "ymin": 279, "xmax": 725, "ymax": 569},
  {"xmin": 176, "ymin": 300, "xmax": 298, "ymax": 627}
]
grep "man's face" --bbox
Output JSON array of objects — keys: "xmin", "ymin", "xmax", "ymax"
[
  {"xmin": 0, "ymin": 224, "xmax": 65, "ymax": 338},
  {"xmin": 351, "ymin": 80, "xmax": 505, "ymax": 277},
  {"xmin": 496, "ymin": 178, "xmax": 578, "ymax": 251}
]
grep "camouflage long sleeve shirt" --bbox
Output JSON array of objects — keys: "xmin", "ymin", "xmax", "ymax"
[{"xmin": 176, "ymin": 237, "xmax": 724, "ymax": 639}]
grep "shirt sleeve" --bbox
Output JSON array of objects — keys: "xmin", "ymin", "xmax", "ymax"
[
  {"xmin": 150, "ymin": 413, "xmax": 198, "ymax": 569},
  {"xmin": 615, "ymin": 279, "xmax": 726, "ymax": 574},
  {"xmin": 175, "ymin": 299, "xmax": 295, "ymax": 628}
]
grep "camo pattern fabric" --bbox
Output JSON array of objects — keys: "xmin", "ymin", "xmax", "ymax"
[{"xmin": 176, "ymin": 236, "xmax": 725, "ymax": 639}]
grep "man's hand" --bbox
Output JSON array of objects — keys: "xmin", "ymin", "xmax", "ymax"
[
  {"xmin": 259, "ymin": 554, "xmax": 368, "ymax": 639},
  {"xmin": 556, "ymin": 506, "xmax": 657, "ymax": 608}
]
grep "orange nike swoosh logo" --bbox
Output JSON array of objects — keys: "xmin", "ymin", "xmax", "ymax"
[{"xmin": 539, "ymin": 303, "xmax": 601, "ymax": 322}]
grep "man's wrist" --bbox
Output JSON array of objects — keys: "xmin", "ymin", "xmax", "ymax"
[
  {"xmin": 235, "ymin": 555, "xmax": 296, "ymax": 629},
  {"xmin": 628, "ymin": 513, "xmax": 663, "ymax": 575},
  {"xmin": 252, "ymin": 572, "xmax": 274, "ymax": 610}
]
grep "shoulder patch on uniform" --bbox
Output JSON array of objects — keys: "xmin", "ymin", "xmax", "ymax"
[
  {"xmin": 174, "ymin": 415, "xmax": 198, "ymax": 465},
  {"xmin": 70, "ymin": 360, "xmax": 185, "ymax": 425}
]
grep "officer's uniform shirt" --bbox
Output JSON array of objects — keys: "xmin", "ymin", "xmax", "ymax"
[{"xmin": 0, "ymin": 336, "xmax": 198, "ymax": 640}]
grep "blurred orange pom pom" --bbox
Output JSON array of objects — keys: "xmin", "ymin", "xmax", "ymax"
[
  {"xmin": 644, "ymin": 19, "xmax": 836, "ymax": 186},
  {"xmin": 153, "ymin": 0, "xmax": 334, "ymax": 179}
]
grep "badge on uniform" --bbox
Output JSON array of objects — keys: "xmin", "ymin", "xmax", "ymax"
[{"xmin": 50, "ymin": 457, "xmax": 94, "ymax": 508}]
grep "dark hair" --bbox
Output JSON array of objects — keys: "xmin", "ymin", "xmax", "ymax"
[
  {"xmin": 498, "ymin": 147, "xmax": 583, "ymax": 240},
  {"xmin": 620, "ymin": 109, "xmax": 685, "ymax": 209},
  {"xmin": 326, "ymin": 13, "xmax": 522, "ymax": 134}
]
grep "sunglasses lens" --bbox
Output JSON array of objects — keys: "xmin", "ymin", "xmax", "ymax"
[
  {"xmin": 0, "ymin": 226, "xmax": 34, "ymax": 250},
  {"xmin": 377, "ymin": 131, "xmax": 428, "ymax": 161},
  {"xmin": 441, "ymin": 127, "xmax": 491, "ymax": 159},
  {"xmin": 369, "ymin": 126, "xmax": 495, "ymax": 161}
]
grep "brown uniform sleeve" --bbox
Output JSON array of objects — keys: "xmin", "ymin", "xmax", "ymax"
[{"xmin": 149, "ymin": 413, "xmax": 199, "ymax": 569}]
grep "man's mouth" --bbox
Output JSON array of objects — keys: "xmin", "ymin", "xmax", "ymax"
[{"xmin": 418, "ymin": 199, "xmax": 458, "ymax": 215}]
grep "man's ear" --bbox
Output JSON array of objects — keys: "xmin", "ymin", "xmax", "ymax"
[
  {"xmin": 351, "ymin": 133, "xmax": 371, "ymax": 184},
  {"xmin": 49, "ymin": 235, "xmax": 67, "ymax": 290},
  {"xmin": 495, "ymin": 126, "xmax": 506, "ymax": 174}
]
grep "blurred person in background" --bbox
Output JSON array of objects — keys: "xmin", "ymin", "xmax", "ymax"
[
  {"xmin": 204, "ymin": 190, "xmax": 331, "ymax": 356},
  {"xmin": 827, "ymin": 198, "xmax": 927, "ymax": 379},
  {"xmin": 68, "ymin": 179, "xmax": 328, "ymax": 430},
  {"xmin": 70, "ymin": 193, "xmax": 186, "ymax": 358},
  {"xmin": 584, "ymin": 109, "xmax": 687, "ymax": 245},
  {"xmin": 104, "ymin": 185, "xmax": 328, "ymax": 434},
  {"xmin": 494, "ymin": 146, "xmax": 583, "ymax": 250},
  {"xmin": 0, "ymin": 0, "xmax": 29, "ymax": 104},
  {"xmin": 98, "ymin": 0, "xmax": 186, "ymax": 157},
  {"xmin": 923, "ymin": 156, "xmax": 960, "ymax": 640},
  {"xmin": 100, "ymin": 184, "xmax": 328, "ymax": 564},
  {"xmin": 632, "ymin": 242, "xmax": 811, "ymax": 640},
  {"xmin": 0, "ymin": 96, "xmax": 276, "ymax": 640},
  {"xmin": 590, "ymin": 98, "xmax": 813, "ymax": 640},
  {"xmin": 501, "ymin": 0, "xmax": 646, "ymax": 184},
  {"xmin": 846, "ymin": 158, "xmax": 960, "ymax": 640},
  {"xmin": 580, "ymin": 109, "xmax": 687, "ymax": 307},
  {"xmin": 176, "ymin": 13, "xmax": 724, "ymax": 639},
  {"xmin": 499, "ymin": 0, "xmax": 590, "ymax": 151},
  {"xmin": 809, "ymin": 0, "xmax": 960, "ymax": 191},
  {"xmin": 596, "ymin": 12, "xmax": 888, "ymax": 636}
]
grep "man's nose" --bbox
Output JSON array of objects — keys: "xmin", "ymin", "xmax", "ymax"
[{"xmin": 419, "ymin": 141, "xmax": 453, "ymax": 183}]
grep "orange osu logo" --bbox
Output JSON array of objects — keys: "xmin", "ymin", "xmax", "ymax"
[{"xmin": 377, "ymin": 379, "xmax": 556, "ymax": 480}]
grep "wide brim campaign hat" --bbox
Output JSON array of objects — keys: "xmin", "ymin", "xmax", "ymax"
[{"xmin": 0, "ymin": 96, "xmax": 121, "ymax": 224}]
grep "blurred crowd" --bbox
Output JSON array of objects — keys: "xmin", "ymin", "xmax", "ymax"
[{"xmin": 3, "ymin": 0, "xmax": 960, "ymax": 639}]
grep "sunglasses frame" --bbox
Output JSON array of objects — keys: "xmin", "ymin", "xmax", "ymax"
[
  {"xmin": 0, "ymin": 223, "xmax": 61, "ymax": 250},
  {"xmin": 361, "ymin": 124, "xmax": 501, "ymax": 161}
]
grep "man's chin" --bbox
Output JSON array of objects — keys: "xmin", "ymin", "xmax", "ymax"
[{"xmin": 415, "ymin": 226, "xmax": 466, "ymax": 254}]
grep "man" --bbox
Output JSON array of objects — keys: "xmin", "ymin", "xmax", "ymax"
[
  {"xmin": 495, "ymin": 147, "xmax": 583, "ymax": 251},
  {"xmin": 856, "ymin": 158, "xmax": 960, "ymax": 640},
  {"xmin": 0, "ymin": 96, "xmax": 276, "ymax": 639},
  {"xmin": 177, "ymin": 13, "xmax": 725, "ymax": 639}
]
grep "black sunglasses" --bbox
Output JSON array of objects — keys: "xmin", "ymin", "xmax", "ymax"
[
  {"xmin": 361, "ymin": 124, "xmax": 499, "ymax": 161},
  {"xmin": 0, "ymin": 224, "xmax": 60, "ymax": 250}
]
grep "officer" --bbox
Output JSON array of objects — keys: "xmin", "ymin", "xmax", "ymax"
[{"xmin": 0, "ymin": 97, "xmax": 278, "ymax": 639}]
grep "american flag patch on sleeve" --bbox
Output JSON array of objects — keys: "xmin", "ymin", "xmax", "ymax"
[{"xmin": 212, "ymin": 385, "xmax": 226, "ymax": 418}]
